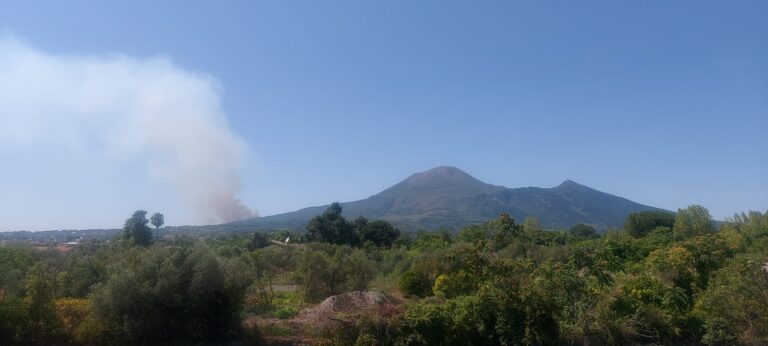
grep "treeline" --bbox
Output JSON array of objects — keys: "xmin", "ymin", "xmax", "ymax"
[
  {"xmin": 306, "ymin": 202, "xmax": 402, "ymax": 248},
  {"xmin": 0, "ymin": 211, "xmax": 250, "ymax": 345},
  {"xmin": 1, "ymin": 205, "xmax": 767, "ymax": 345},
  {"xmin": 372, "ymin": 207, "xmax": 768, "ymax": 345}
]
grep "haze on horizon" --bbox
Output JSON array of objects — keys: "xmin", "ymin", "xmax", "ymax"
[{"xmin": 0, "ymin": 1, "xmax": 766, "ymax": 231}]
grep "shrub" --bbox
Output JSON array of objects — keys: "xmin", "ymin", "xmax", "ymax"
[
  {"xmin": 399, "ymin": 270, "xmax": 432, "ymax": 298},
  {"xmin": 355, "ymin": 333, "xmax": 378, "ymax": 346},
  {"xmin": 87, "ymin": 245, "xmax": 251, "ymax": 343},
  {"xmin": 296, "ymin": 244, "xmax": 376, "ymax": 302}
]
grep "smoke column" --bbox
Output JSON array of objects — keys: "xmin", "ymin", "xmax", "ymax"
[{"xmin": 0, "ymin": 37, "xmax": 256, "ymax": 224}]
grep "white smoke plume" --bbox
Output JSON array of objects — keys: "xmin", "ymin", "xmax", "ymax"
[{"xmin": 0, "ymin": 38, "xmax": 256, "ymax": 224}]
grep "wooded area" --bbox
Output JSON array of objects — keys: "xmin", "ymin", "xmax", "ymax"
[{"xmin": 1, "ymin": 206, "xmax": 766, "ymax": 345}]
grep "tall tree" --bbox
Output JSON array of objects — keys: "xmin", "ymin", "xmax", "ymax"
[
  {"xmin": 352, "ymin": 216, "xmax": 369, "ymax": 234},
  {"xmin": 569, "ymin": 223, "xmax": 598, "ymax": 238},
  {"xmin": 359, "ymin": 220, "xmax": 401, "ymax": 248},
  {"xmin": 247, "ymin": 232, "xmax": 269, "ymax": 251},
  {"xmin": 624, "ymin": 210, "xmax": 675, "ymax": 238},
  {"xmin": 22, "ymin": 263, "xmax": 62, "ymax": 343},
  {"xmin": 306, "ymin": 202, "xmax": 359, "ymax": 246},
  {"xmin": 150, "ymin": 212, "xmax": 164, "ymax": 239},
  {"xmin": 123, "ymin": 210, "xmax": 153, "ymax": 246},
  {"xmin": 673, "ymin": 205, "xmax": 714, "ymax": 238},
  {"xmin": 522, "ymin": 216, "xmax": 541, "ymax": 234},
  {"xmin": 493, "ymin": 213, "xmax": 523, "ymax": 250}
]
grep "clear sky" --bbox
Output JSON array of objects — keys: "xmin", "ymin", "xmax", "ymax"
[{"xmin": 0, "ymin": 0, "xmax": 766, "ymax": 231}]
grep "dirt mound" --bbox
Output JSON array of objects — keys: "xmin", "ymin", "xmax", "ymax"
[
  {"xmin": 299, "ymin": 291, "xmax": 395, "ymax": 320},
  {"xmin": 245, "ymin": 291, "xmax": 402, "ymax": 345}
]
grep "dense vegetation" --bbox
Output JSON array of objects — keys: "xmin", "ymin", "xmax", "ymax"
[{"xmin": 1, "ymin": 206, "xmax": 766, "ymax": 345}]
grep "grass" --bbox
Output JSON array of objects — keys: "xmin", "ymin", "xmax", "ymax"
[
  {"xmin": 369, "ymin": 273, "xmax": 401, "ymax": 293},
  {"xmin": 273, "ymin": 306, "xmax": 300, "ymax": 319},
  {"xmin": 245, "ymin": 290, "xmax": 307, "ymax": 317},
  {"xmin": 272, "ymin": 291, "xmax": 305, "ymax": 309}
]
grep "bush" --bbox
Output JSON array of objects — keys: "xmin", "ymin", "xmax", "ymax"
[
  {"xmin": 87, "ymin": 245, "xmax": 251, "ymax": 343},
  {"xmin": 432, "ymin": 271, "xmax": 475, "ymax": 299},
  {"xmin": 54, "ymin": 298, "xmax": 89, "ymax": 341},
  {"xmin": 247, "ymin": 232, "xmax": 270, "ymax": 250},
  {"xmin": 399, "ymin": 270, "xmax": 432, "ymax": 298},
  {"xmin": 695, "ymin": 254, "xmax": 768, "ymax": 344},
  {"xmin": 355, "ymin": 333, "xmax": 378, "ymax": 346},
  {"xmin": 296, "ymin": 243, "xmax": 376, "ymax": 302},
  {"xmin": 0, "ymin": 298, "xmax": 26, "ymax": 344}
]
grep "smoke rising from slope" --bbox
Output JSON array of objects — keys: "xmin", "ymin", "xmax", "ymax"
[{"xmin": 0, "ymin": 38, "xmax": 256, "ymax": 224}]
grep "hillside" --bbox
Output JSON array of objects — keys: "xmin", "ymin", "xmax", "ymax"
[{"xmin": 233, "ymin": 166, "xmax": 667, "ymax": 230}]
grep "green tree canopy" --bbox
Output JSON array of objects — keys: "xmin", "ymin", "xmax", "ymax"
[
  {"xmin": 306, "ymin": 202, "xmax": 359, "ymax": 246},
  {"xmin": 295, "ymin": 243, "xmax": 375, "ymax": 302},
  {"xmin": 149, "ymin": 212, "xmax": 164, "ymax": 239},
  {"xmin": 88, "ymin": 245, "xmax": 250, "ymax": 343},
  {"xmin": 673, "ymin": 205, "xmax": 714, "ymax": 238},
  {"xmin": 695, "ymin": 254, "xmax": 768, "ymax": 344},
  {"xmin": 247, "ymin": 232, "xmax": 270, "ymax": 251},
  {"xmin": 123, "ymin": 210, "xmax": 153, "ymax": 246},
  {"xmin": 569, "ymin": 223, "xmax": 598, "ymax": 238},
  {"xmin": 624, "ymin": 210, "xmax": 675, "ymax": 238},
  {"xmin": 359, "ymin": 220, "xmax": 401, "ymax": 248}
]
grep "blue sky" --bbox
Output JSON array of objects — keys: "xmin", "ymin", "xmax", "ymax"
[{"xmin": 0, "ymin": 1, "xmax": 766, "ymax": 231}]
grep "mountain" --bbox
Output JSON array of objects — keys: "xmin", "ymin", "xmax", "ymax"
[{"xmin": 232, "ymin": 166, "xmax": 667, "ymax": 231}]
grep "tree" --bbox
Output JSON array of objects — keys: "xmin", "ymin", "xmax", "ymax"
[
  {"xmin": 492, "ymin": 213, "xmax": 522, "ymax": 250},
  {"xmin": 352, "ymin": 216, "xmax": 368, "ymax": 233},
  {"xmin": 0, "ymin": 297, "xmax": 26, "ymax": 344},
  {"xmin": 695, "ymin": 254, "xmax": 768, "ymax": 344},
  {"xmin": 569, "ymin": 223, "xmax": 598, "ymax": 238},
  {"xmin": 523, "ymin": 216, "xmax": 541, "ymax": 234},
  {"xmin": 295, "ymin": 244, "xmax": 375, "ymax": 302},
  {"xmin": 0, "ymin": 247, "xmax": 34, "ymax": 299},
  {"xmin": 624, "ymin": 211, "xmax": 675, "ymax": 238},
  {"xmin": 399, "ymin": 270, "xmax": 433, "ymax": 298},
  {"xmin": 457, "ymin": 224, "xmax": 489, "ymax": 243},
  {"xmin": 359, "ymin": 220, "xmax": 401, "ymax": 248},
  {"xmin": 123, "ymin": 210, "xmax": 153, "ymax": 246},
  {"xmin": 673, "ymin": 205, "xmax": 714, "ymax": 238},
  {"xmin": 22, "ymin": 263, "xmax": 63, "ymax": 343},
  {"xmin": 247, "ymin": 232, "xmax": 270, "ymax": 251},
  {"xmin": 58, "ymin": 256, "xmax": 105, "ymax": 298},
  {"xmin": 306, "ymin": 202, "xmax": 359, "ymax": 246},
  {"xmin": 87, "ymin": 245, "xmax": 250, "ymax": 343},
  {"xmin": 54, "ymin": 298, "xmax": 89, "ymax": 343},
  {"xmin": 150, "ymin": 212, "xmax": 164, "ymax": 239},
  {"xmin": 646, "ymin": 246, "xmax": 697, "ymax": 292}
]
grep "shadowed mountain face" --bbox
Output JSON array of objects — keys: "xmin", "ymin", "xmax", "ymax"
[{"xmin": 232, "ymin": 166, "xmax": 666, "ymax": 231}]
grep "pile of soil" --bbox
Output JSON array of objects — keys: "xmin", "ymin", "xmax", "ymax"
[
  {"xmin": 298, "ymin": 291, "xmax": 394, "ymax": 320},
  {"xmin": 245, "ymin": 291, "xmax": 402, "ymax": 345}
]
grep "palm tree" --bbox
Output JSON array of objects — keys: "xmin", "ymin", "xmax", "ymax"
[{"xmin": 150, "ymin": 213, "xmax": 164, "ymax": 240}]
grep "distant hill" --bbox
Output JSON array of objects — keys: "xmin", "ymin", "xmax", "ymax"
[{"xmin": 232, "ymin": 166, "xmax": 668, "ymax": 231}]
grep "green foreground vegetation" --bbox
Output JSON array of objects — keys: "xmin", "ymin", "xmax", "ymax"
[{"xmin": 1, "ymin": 205, "xmax": 767, "ymax": 345}]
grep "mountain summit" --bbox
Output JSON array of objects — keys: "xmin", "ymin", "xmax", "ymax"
[
  {"xmin": 398, "ymin": 166, "xmax": 490, "ymax": 188},
  {"xmin": 233, "ymin": 167, "xmax": 665, "ymax": 230},
  {"xmin": 379, "ymin": 166, "xmax": 504, "ymax": 205}
]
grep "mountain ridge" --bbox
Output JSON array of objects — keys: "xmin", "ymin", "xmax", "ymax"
[{"xmin": 233, "ymin": 166, "xmax": 667, "ymax": 231}]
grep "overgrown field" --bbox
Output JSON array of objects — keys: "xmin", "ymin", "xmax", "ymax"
[{"xmin": 1, "ymin": 206, "xmax": 767, "ymax": 345}]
